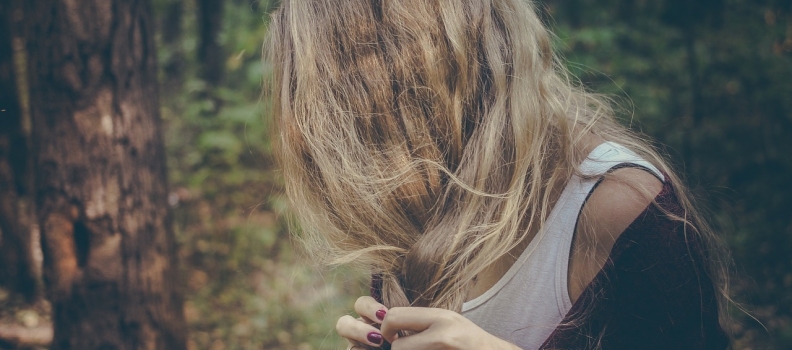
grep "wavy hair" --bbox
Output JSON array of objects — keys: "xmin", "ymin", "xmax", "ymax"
[{"xmin": 264, "ymin": 0, "xmax": 730, "ymax": 327}]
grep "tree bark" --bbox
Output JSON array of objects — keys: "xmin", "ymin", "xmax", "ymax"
[
  {"xmin": 24, "ymin": 0, "xmax": 187, "ymax": 349},
  {"xmin": 197, "ymin": 0, "xmax": 224, "ymax": 85}
]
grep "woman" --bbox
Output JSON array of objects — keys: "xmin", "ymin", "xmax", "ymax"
[{"xmin": 265, "ymin": 0, "xmax": 730, "ymax": 349}]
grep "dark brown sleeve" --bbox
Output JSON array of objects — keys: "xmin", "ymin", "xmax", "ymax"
[{"xmin": 541, "ymin": 182, "xmax": 729, "ymax": 350}]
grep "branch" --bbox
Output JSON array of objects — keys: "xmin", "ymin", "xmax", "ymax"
[{"xmin": 0, "ymin": 323, "xmax": 52, "ymax": 348}]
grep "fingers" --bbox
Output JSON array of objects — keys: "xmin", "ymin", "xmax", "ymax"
[
  {"xmin": 336, "ymin": 296, "xmax": 388, "ymax": 349},
  {"xmin": 380, "ymin": 307, "xmax": 448, "ymax": 343},
  {"xmin": 336, "ymin": 315, "xmax": 385, "ymax": 348},
  {"xmin": 354, "ymin": 296, "xmax": 388, "ymax": 324}
]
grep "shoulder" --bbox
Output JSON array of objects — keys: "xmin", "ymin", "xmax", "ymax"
[
  {"xmin": 571, "ymin": 136, "xmax": 666, "ymax": 249},
  {"xmin": 568, "ymin": 166, "xmax": 665, "ymax": 301},
  {"xmin": 577, "ymin": 166, "xmax": 665, "ymax": 249}
]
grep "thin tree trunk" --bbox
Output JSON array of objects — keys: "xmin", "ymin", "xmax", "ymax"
[
  {"xmin": 684, "ymin": 28, "xmax": 702, "ymax": 174},
  {"xmin": 562, "ymin": 0, "xmax": 582, "ymax": 28},
  {"xmin": 197, "ymin": 0, "xmax": 224, "ymax": 85},
  {"xmin": 25, "ymin": 0, "xmax": 187, "ymax": 348},
  {"xmin": 617, "ymin": 0, "xmax": 635, "ymax": 24},
  {"xmin": 0, "ymin": 0, "xmax": 37, "ymax": 301},
  {"xmin": 161, "ymin": 0, "xmax": 184, "ymax": 91}
]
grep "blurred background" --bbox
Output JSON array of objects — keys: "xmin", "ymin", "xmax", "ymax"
[{"xmin": 0, "ymin": 0, "xmax": 789, "ymax": 349}]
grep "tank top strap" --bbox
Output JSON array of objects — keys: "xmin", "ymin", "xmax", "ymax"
[{"xmin": 578, "ymin": 142, "xmax": 665, "ymax": 181}]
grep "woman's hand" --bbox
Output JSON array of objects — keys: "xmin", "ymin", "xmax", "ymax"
[{"xmin": 336, "ymin": 296, "xmax": 520, "ymax": 350}]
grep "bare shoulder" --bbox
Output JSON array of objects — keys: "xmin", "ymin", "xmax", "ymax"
[
  {"xmin": 578, "ymin": 167, "xmax": 665, "ymax": 244},
  {"xmin": 568, "ymin": 167, "xmax": 665, "ymax": 302}
]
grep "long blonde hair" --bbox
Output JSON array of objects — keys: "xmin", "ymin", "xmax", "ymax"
[{"xmin": 265, "ymin": 0, "xmax": 729, "ymax": 321}]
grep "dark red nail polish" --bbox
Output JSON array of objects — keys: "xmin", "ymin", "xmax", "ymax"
[
  {"xmin": 367, "ymin": 332, "xmax": 383, "ymax": 345},
  {"xmin": 375, "ymin": 309, "xmax": 386, "ymax": 320}
]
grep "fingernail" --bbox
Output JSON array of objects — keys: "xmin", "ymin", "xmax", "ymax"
[
  {"xmin": 367, "ymin": 332, "xmax": 383, "ymax": 345},
  {"xmin": 375, "ymin": 309, "xmax": 386, "ymax": 321}
]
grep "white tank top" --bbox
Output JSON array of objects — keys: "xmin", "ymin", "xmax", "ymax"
[{"xmin": 461, "ymin": 142, "xmax": 664, "ymax": 349}]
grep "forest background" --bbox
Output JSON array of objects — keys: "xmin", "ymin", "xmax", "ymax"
[{"xmin": 0, "ymin": 0, "xmax": 790, "ymax": 349}]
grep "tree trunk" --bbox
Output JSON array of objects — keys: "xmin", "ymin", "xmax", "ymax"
[
  {"xmin": 562, "ymin": 0, "xmax": 582, "ymax": 28},
  {"xmin": 24, "ymin": 0, "xmax": 187, "ymax": 349},
  {"xmin": 197, "ymin": 0, "xmax": 224, "ymax": 85},
  {"xmin": 617, "ymin": 0, "xmax": 635, "ymax": 23},
  {"xmin": 0, "ymin": 0, "xmax": 37, "ymax": 300},
  {"xmin": 161, "ymin": 0, "xmax": 184, "ymax": 92}
]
